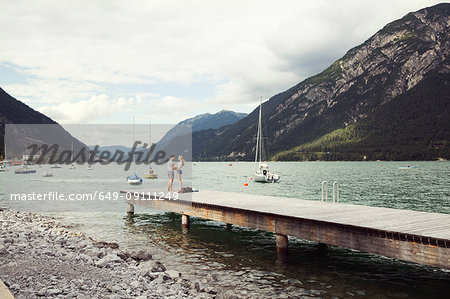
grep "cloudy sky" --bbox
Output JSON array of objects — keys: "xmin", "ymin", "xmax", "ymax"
[{"xmin": 0, "ymin": 0, "xmax": 443, "ymax": 125}]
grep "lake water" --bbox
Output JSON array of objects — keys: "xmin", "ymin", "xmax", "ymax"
[{"xmin": 1, "ymin": 161, "xmax": 449, "ymax": 298}]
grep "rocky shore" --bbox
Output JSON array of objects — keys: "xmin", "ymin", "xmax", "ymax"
[{"xmin": 0, "ymin": 208, "xmax": 222, "ymax": 299}]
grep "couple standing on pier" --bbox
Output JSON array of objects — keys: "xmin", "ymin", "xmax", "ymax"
[{"xmin": 167, "ymin": 154, "xmax": 185, "ymax": 192}]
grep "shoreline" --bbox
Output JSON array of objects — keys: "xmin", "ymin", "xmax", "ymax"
[{"xmin": 0, "ymin": 207, "xmax": 221, "ymax": 299}]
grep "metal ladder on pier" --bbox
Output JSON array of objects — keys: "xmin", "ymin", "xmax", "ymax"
[{"xmin": 321, "ymin": 181, "xmax": 339, "ymax": 203}]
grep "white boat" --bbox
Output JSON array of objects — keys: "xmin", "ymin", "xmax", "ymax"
[
  {"xmin": 42, "ymin": 172, "xmax": 53, "ymax": 177},
  {"xmin": 69, "ymin": 164, "xmax": 76, "ymax": 169},
  {"xmin": 127, "ymin": 173, "xmax": 143, "ymax": 185},
  {"xmin": 15, "ymin": 165, "xmax": 36, "ymax": 174},
  {"xmin": 127, "ymin": 117, "xmax": 143, "ymax": 185},
  {"xmin": 398, "ymin": 165, "xmax": 418, "ymax": 169},
  {"xmin": 252, "ymin": 100, "xmax": 280, "ymax": 183},
  {"xmin": 254, "ymin": 163, "xmax": 280, "ymax": 183},
  {"xmin": 87, "ymin": 165, "xmax": 93, "ymax": 170},
  {"xmin": 50, "ymin": 164, "xmax": 62, "ymax": 169}
]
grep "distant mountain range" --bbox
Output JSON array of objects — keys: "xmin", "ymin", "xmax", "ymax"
[
  {"xmin": 156, "ymin": 110, "xmax": 247, "ymax": 149},
  {"xmin": 87, "ymin": 111, "xmax": 247, "ymax": 160},
  {"xmin": 192, "ymin": 3, "xmax": 450, "ymax": 161}
]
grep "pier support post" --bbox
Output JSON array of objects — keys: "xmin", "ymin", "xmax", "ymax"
[
  {"xmin": 126, "ymin": 203, "xmax": 134, "ymax": 215},
  {"xmin": 318, "ymin": 242, "xmax": 327, "ymax": 250},
  {"xmin": 182, "ymin": 214, "xmax": 190, "ymax": 228},
  {"xmin": 226, "ymin": 223, "xmax": 232, "ymax": 230},
  {"xmin": 276, "ymin": 233, "xmax": 288, "ymax": 254}
]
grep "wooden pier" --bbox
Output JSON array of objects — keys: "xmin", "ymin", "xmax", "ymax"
[{"xmin": 121, "ymin": 190, "xmax": 450, "ymax": 270}]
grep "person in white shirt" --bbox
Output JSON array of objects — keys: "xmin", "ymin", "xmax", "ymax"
[{"xmin": 167, "ymin": 154, "xmax": 176, "ymax": 191}]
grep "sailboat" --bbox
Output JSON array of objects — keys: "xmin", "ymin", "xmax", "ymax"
[
  {"xmin": 145, "ymin": 166, "xmax": 158, "ymax": 179},
  {"xmin": 15, "ymin": 165, "xmax": 37, "ymax": 174},
  {"xmin": 69, "ymin": 141, "xmax": 76, "ymax": 169},
  {"xmin": 127, "ymin": 117, "xmax": 143, "ymax": 185},
  {"xmin": 127, "ymin": 173, "xmax": 143, "ymax": 185},
  {"xmin": 144, "ymin": 122, "xmax": 158, "ymax": 179},
  {"xmin": 252, "ymin": 99, "xmax": 280, "ymax": 183}
]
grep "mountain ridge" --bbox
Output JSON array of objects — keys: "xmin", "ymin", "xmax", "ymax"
[
  {"xmin": 192, "ymin": 3, "xmax": 450, "ymax": 161},
  {"xmin": 0, "ymin": 87, "xmax": 87, "ymax": 160}
]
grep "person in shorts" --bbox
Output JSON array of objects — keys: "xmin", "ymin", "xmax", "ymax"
[
  {"xmin": 167, "ymin": 154, "xmax": 175, "ymax": 191},
  {"xmin": 175, "ymin": 155, "xmax": 185, "ymax": 192}
]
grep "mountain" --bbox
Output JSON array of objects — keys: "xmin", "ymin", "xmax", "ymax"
[
  {"xmin": 156, "ymin": 110, "xmax": 247, "ymax": 148},
  {"xmin": 0, "ymin": 87, "xmax": 87, "ymax": 160},
  {"xmin": 192, "ymin": 3, "xmax": 450, "ymax": 161}
]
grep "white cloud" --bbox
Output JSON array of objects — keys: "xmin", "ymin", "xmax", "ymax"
[
  {"xmin": 38, "ymin": 94, "xmax": 135, "ymax": 123},
  {"xmin": 0, "ymin": 0, "xmax": 444, "ymax": 122},
  {"xmin": 38, "ymin": 93, "xmax": 207, "ymax": 124}
]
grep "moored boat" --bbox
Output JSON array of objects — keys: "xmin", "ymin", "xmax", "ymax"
[
  {"xmin": 15, "ymin": 166, "xmax": 37, "ymax": 174},
  {"xmin": 127, "ymin": 173, "xmax": 143, "ymax": 185},
  {"xmin": 144, "ymin": 167, "xmax": 158, "ymax": 179},
  {"xmin": 126, "ymin": 117, "xmax": 142, "ymax": 185},
  {"xmin": 252, "ymin": 99, "xmax": 280, "ymax": 183},
  {"xmin": 398, "ymin": 165, "xmax": 418, "ymax": 169}
]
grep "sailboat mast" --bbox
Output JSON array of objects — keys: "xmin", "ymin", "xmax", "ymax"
[
  {"xmin": 133, "ymin": 117, "xmax": 136, "ymax": 171},
  {"xmin": 259, "ymin": 100, "xmax": 263, "ymax": 163},
  {"xmin": 255, "ymin": 100, "xmax": 261, "ymax": 168}
]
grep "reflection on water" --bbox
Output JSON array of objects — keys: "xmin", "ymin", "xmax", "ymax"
[
  {"xmin": 121, "ymin": 212, "xmax": 450, "ymax": 298},
  {"xmin": 1, "ymin": 161, "xmax": 449, "ymax": 297}
]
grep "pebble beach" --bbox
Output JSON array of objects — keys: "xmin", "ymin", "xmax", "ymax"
[{"xmin": 0, "ymin": 207, "xmax": 223, "ymax": 299}]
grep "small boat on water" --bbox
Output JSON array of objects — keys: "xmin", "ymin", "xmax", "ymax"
[
  {"xmin": 127, "ymin": 173, "xmax": 143, "ymax": 185},
  {"xmin": 69, "ymin": 164, "xmax": 76, "ymax": 169},
  {"xmin": 254, "ymin": 163, "xmax": 280, "ymax": 183},
  {"xmin": 127, "ymin": 117, "xmax": 143, "ymax": 185},
  {"xmin": 144, "ymin": 167, "xmax": 158, "ymax": 179},
  {"xmin": 42, "ymin": 172, "xmax": 53, "ymax": 177},
  {"xmin": 0, "ymin": 162, "xmax": 7, "ymax": 172},
  {"xmin": 398, "ymin": 165, "xmax": 418, "ymax": 169},
  {"xmin": 15, "ymin": 166, "xmax": 36, "ymax": 174},
  {"xmin": 51, "ymin": 164, "xmax": 62, "ymax": 169},
  {"xmin": 252, "ymin": 99, "xmax": 280, "ymax": 183}
]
